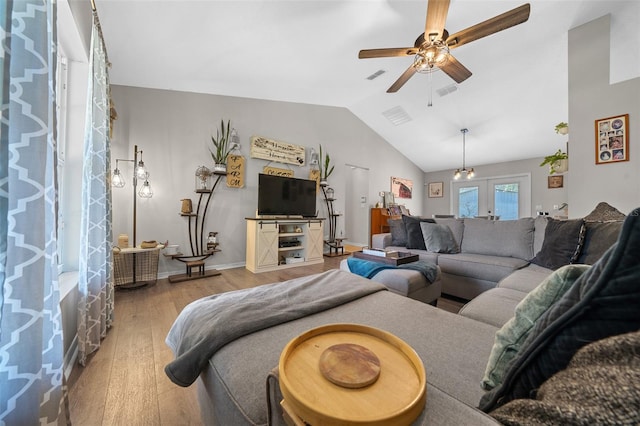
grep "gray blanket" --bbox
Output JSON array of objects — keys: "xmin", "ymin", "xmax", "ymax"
[{"xmin": 165, "ymin": 269, "xmax": 387, "ymax": 386}]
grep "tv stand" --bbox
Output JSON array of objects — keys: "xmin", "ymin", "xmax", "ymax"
[{"xmin": 245, "ymin": 217, "xmax": 325, "ymax": 273}]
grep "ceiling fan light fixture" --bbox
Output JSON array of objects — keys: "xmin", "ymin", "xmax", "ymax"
[{"xmin": 414, "ymin": 42, "xmax": 449, "ymax": 74}]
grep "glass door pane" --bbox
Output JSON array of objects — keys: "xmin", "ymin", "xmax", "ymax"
[
  {"xmin": 458, "ymin": 186, "xmax": 479, "ymax": 218},
  {"xmin": 493, "ymin": 183, "xmax": 519, "ymax": 220}
]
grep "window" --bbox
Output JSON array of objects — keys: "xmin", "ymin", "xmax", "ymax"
[
  {"xmin": 452, "ymin": 174, "xmax": 530, "ymax": 219},
  {"xmin": 55, "ymin": 50, "xmax": 68, "ymax": 273}
]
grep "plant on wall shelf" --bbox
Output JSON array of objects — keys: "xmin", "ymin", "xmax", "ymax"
[
  {"xmin": 318, "ymin": 144, "xmax": 334, "ymax": 186},
  {"xmin": 540, "ymin": 149, "xmax": 568, "ymax": 175},
  {"xmin": 210, "ymin": 119, "xmax": 233, "ymax": 172},
  {"xmin": 554, "ymin": 122, "xmax": 568, "ymax": 135}
]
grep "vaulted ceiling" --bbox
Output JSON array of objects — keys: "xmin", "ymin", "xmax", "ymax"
[{"xmin": 95, "ymin": 0, "xmax": 639, "ymax": 172}]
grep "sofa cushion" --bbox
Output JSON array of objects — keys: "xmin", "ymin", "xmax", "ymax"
[
  {"xmin": 420, "ymin": 222, "xmax": 460, "ymax": 253},
  {"xmin": 459, "ymin": 287, "xmax": 526, "ymax": 328},
  {"xmin": 480, "ymin": 264, "xmax": 590, "ymax": 390},
  {"xmin": 480, "ymin": 207, "xmax": 640, "ymax": 412},
  {"xmin": 437, "ymin": 253, "xmax": 529, "ymax": 284},
  {"xmin": 490, "ymin": 330, "xmax": 640, "ymax": 425},
  {"xmin": 402, "ymin": 215, "xmax": 435, "ymax": 250},
  {"xmin": 497, "ymin": 263, "xmax": 553, "ymax": 293},
  {"xmin": 461, "ymin": 218, "xmax": 535, "ymax": 260},
  {"xmin": 530, "ymin": 218, "xmax": 585, "ymax": 269},
  {"xmin": 576, "ymin": 221, "xmax": 622, "ymax": 265},
  {"xmin": 434, "ymin": 218, "xmax": 464, "ymax": 248},
  {"xmin": 387, "ymin": 218, "xmax": 407, "ymax": 246}
]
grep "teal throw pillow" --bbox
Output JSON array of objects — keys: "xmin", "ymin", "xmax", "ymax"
[{"xmin": 481, "ymin": 264, "xmax": 590, "ymax": 390}]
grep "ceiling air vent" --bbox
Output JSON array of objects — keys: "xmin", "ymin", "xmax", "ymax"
[
  {"xmin": 366, "ymin": 69, "xmax": 386, "ymax": 80},
  {"xmin": 382, "ymin": 106, "xmax": 412, "ymax": 126},
  {"xmin": 437, "ymin": 83, "xmax": 458, "ymax": 97}
]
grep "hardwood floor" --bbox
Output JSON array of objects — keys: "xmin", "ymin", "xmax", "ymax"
[{"xmin": 67, "ymin": 257, "xmax": 463, "ymax": 425}]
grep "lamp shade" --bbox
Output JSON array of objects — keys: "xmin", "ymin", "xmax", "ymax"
[
  {"xmin": 112, "ymin": 168, "xmax": 126, "ymax": 187},
  {"xmin": 138, "ymin": 180, "xmax": 153, "ymax": 198}
]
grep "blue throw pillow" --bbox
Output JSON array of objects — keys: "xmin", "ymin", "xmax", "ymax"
[{"xmin": 480, "ymin": 207, "xmax": 640, "ymax": 412}]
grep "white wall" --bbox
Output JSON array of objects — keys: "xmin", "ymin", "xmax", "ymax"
[
  {"xmin": 109, "ymin": 86, "xmax": 425, "ymax": 276},
  {"xmin": 567, "ymin": 15, "xmax": 640, "ymax": 217}
]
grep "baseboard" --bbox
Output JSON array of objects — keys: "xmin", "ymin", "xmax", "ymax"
[{"xmin": 64, "ymin": 335, "xmax": 78, "ymax": 379}]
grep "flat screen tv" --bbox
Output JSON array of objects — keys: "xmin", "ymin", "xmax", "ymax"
[{"xmin": 257, "ymin": 174, "xmax": 317, "ymax": 218}]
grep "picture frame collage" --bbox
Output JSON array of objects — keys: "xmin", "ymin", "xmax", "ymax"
[{"xmin": 595, "ymin": 114, "xmax": 629, "ymax": 164}]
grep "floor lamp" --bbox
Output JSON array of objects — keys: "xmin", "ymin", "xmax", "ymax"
[{"xmin": 111, "ymin": 144, "xmax": 153, "ymax": 247}]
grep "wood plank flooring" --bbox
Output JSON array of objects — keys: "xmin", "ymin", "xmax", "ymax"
[{"xmin": 67, "ymin": 257, "xmax": 463, "ymax": 425}]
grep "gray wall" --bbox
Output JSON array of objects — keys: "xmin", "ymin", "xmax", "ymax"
[
  {"xmin": 109, "ymin": 86, "xmax": 425, "ymax": 276},
  {"xmin": 424, "ymin": 158, "xmax": 568, "ymax": 218},
  {"xmin": 567, "ymin": 15, "xmax": 640, "ymax": 217}
]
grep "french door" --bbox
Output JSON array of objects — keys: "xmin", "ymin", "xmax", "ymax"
[{"xmin": 451, "ymin": 175, "xmax": 531, "ymax": 219}]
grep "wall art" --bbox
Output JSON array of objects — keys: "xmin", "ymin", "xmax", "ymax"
[
  {"xmin": 226, "ymin": 154, "xmax": 245, "ymax": 188},
  {"xmin": 250, "ymin": 136, "xmax": 306, "ymax": 166},
  {"xmin": 428, "ymin": 182, "xmax": 444, "ymax": 198},
  {"xmin": 548, "ymin": 175, "xmax": 564, "ymax": 189},
  {"xmin": 391, "ymin": 176, "xmax": 413, "ymax": 199},
  {"xmin": 595, "ymin": 114, "xmax": 629, "ymax": 164}
]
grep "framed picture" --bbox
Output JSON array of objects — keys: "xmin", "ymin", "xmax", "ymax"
[
  {"xmin": 595, "ymin": 114, "xmax": 629, "ymax": 164},
  {"xmin": 391, "ymin": 176, "xmax": 413, "ymax": 199},
  {"xmin": 428, "ymin": 182, "xmax": 444, "ymax": 198},
  {"xmin": 548, "ymin": 175, "xmax": 564, "ymax": 189}
]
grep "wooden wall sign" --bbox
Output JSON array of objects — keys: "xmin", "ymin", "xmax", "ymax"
[
  {"xmin": 309, "ymin": 169, "xmax": 320, "ymax": 192},
  {"xmin": 263, "ymin": 166, "xmax": 294, "ymax": 177},
  {"xmin": 226, "ymin": 154, "xmax": 245, "ymax": 188},
  {"xmin": 250, "ymin": 136, "xmax": 306, "ymax": 166}
]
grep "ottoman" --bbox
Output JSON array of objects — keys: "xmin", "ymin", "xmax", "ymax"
[{"xmin": 340, "ymin": 259, "xmax": 442, "ymax": 305}]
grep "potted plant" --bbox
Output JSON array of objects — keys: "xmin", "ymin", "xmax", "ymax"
[
  {"xmin": 540, "ymin": 149, "xmax": 568, "ymax": 175},
  {"xmin": 554, "ymin": 122, "xmax": 569, "ymax": 135},
  {"xmin": 210, "ymin": 119, "xmax": 232, "ymax": 173},
  {"xmin": 318, "ymin": 144, "xmax": 334, "ymax": 186}
]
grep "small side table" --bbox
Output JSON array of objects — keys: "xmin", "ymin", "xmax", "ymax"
[{"xmin": 113, "ymin": 245, "xmax": 163, "ymax": 288}]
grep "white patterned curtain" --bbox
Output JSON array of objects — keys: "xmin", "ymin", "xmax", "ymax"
[
  {"xmin": 0, "ymin": 1, "xmax": 70, "ymax": 424},
  {"xmin": 77, "ymin": 10, "xmax": 114, "ymax": 366}
]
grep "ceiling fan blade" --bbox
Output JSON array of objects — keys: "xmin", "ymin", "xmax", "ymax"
[
  {"xmin": 447, "ymin": 3, "xmax": 530, "ymax": 49},
  {"xmin": 387, "ymin": 65, "xmax": 417, "ymax": 93},
  {"xmin": 439, "ymin": 54, "xmax": 472, "ymax": 83},
  {"xmin": 359, "ymin": 47, "xmax": 418, "ymax": 59},
  {"xmin": 424, "ymin": 0, "xmax": 450, "ymax": 42}
]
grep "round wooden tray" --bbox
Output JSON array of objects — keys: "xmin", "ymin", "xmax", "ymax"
[{"xmin": 278, "ymin": 323, "xmax": 426, "ymax": 426}]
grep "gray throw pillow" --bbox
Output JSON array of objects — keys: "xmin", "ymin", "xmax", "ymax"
[
  {"xmin": 576, "ymin": 221, "xmax": 622, "ymax": 265},
  {"xmin": 420, "ymin": 222, "xmax": 459, "ymax": 253},
  {"xmin": 387, "ymin": 219, "xmax": 407, "ymax": 246},
  {"xmin": 530, "ymin": 218, "xmax": 585, "ymax": 270},
  {"xmin": 402, "ymin": 215, "xmax": 435, "ymax": 250},
  {"xmin": 434, "ymin": 218, "xmax": 464, "ymax": 248}
]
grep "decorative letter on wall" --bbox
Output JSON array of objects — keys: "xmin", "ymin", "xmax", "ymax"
[
  {"xmin": 226, "ymin": 154, "xmax": 245, "ymax": 188},
  {"xmin": 250, "ymin": 136, "xmax": 306, "ymax": 166}
]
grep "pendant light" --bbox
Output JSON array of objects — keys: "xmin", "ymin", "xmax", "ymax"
[{"xmin": 454, "ymin": 128, "xmax": 475, "ymax": 179}]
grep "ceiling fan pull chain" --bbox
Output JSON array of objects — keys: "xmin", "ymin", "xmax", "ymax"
[{"xmin": 427, "ymin": 70, "xmax": 433, "ymax": 107}]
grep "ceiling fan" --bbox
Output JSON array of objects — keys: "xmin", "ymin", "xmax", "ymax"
[{"xmin": 359, "ymin": 0, "xmax": 531, "ymax": 93}]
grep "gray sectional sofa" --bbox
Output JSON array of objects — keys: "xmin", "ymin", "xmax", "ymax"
[
  {"xmin": 165, "ymin": 206, "xmax": 638, "ymax": 425},
  {"xmin": 372, "ymin": 214, "xmax": 621, "ymax": 300}
]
